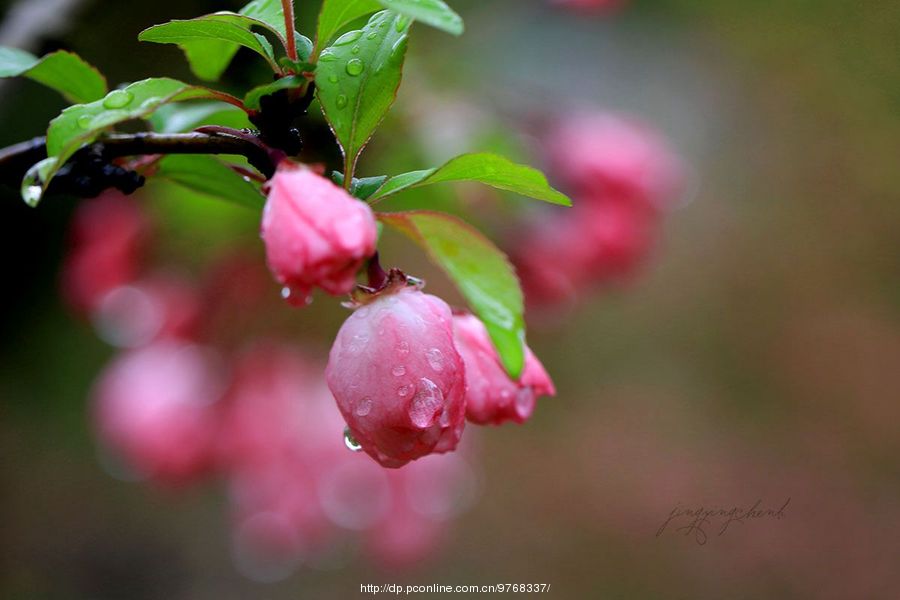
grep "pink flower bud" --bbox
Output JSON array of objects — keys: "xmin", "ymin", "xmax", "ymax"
[
  {"xmin": 326, "ymin": 286, "xmax": 466, "ymax": 468},
  {"xmin": 546, "ymin": 112, "xmax": 684, "ymax": 210},
  {"xmin": 261, "ymin": 164, "xmax": 377, "ymax": 306},
  {"xmin": 91, "ymin": 341, "xmax": 222, "ymax": 486},
  {"xmin": 452, "ymin": 313, "xmax": 555, "ymax": 424}
]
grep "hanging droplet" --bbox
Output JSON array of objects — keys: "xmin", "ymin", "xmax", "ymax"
[
  {"xmin": 345, "ymin": 58, "xmax": 364, "ymax": 76},
  {"xmin": 343, "ymin": 427, "xmax": 363, "ymax": 452},
  {"xmin": 102, "ymin": 89, "xmax": 133, "ymax": 109}
]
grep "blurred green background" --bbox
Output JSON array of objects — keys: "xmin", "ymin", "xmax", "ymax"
[{"xmin": 1, "ymin": 0, "xmax": 899, "ymax": 598}]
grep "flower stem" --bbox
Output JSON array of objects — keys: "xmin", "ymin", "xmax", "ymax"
[{"xmin": 281, "ymin": 0, "xmax": 298, "ymax": 61}]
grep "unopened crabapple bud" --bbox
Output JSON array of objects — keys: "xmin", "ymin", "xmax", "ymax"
[
  {"xmin": 261, "ymin": 164, "xmax": 377, "ymax": 306},
  {"xmin": 325, "ymin": 281, "xmax": 466, "ymax": 468},
  {"xmin": 452, "ymin": 313, "xmax": 555, "ymax": 425}
]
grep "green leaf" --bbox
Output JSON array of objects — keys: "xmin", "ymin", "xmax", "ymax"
[
  {"xmin": 238, "ymin": 0, "xmax": 289, "ymax": 41},
  {"xmin": 316, "ymin": 10, "xmax": 411, "ymax": 179},
  {"xmin": 0, "ymin": 47, "xmax": 107, "ymax": 103},
  {"xmin": 45, "ymin": 78, "xmax": 225, "ymax": 184},
  {"xmin": 379, "ymin": 210, "xmax": 526, "ymax": 378},
  {"xmin": 149, "ymin": 102, "xmax": 252, "ymax": 133},
  {"xmin": 315, "ymin": 0, "xmax": 381, "ymax": 51},
  {"xmin": 370, "ymin": 152, "xmax": 572, "ymax": 205},
  {"xmin": 332, "ymin": 172, "xmax": 389, "ymax": 200},
  {"xmin": 243, "ymin": 75, "xmax": 306, "ymax": 110},
  {"xmin": 376, "ymin": 0, "xmax": 464, "ymax": 35},
  {"xmin": 156, "ymin": 155, "xmax": 265, "ymax": 210},
  {"xmin": 139, "ymin": 13, "xmax": 279, "ymax": 76}
]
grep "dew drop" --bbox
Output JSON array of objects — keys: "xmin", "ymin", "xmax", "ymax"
[
  {"xmin": 343, "ymin": 427, "xmax": 363, "ymax": 452},
  {"xmin": 397, "ymin": 384, "xmax": 413, "ymax": 398},
  {"xmin": 336, "ymin": 94, "xmax": 348, "ymax": 108},
  {"xmin": 396, "ymin": 341, "xmax": 410, "ymax": 357},
  {"xmin": 328, "ymin": 74, "xmax": 338, "ymax": 83},
  {"xmin": 333, "ymin": 30, "xmax": 363, "ymax": 46},
  {"xmin": 355, "ymin": 397, "xmax": 372, "ymax": 417},
  {"xmin": 396, "ymin": 15, "xmax": 410, "ymax": 32},
  {"xmin": 366, "ymin": 31, "xmax": 378, "ymax": 40},
  {"xmin": 392, "ymin": 365, "xmax": 406, "ymax": 377},
  {"xmin": 22, "ymin": 185, "xmax": 42, "ymax": 206},
  {"xmin": 408, "ymin": 378, "xmax": 444, "ymax": 428},
  {"xmin": 345, "ymin": 58, "xmax": 364, "ymax": 76},
  {"xmin": 77, "ymin": 114, "xmax": 93, "ymax": 129},
  {"xmin": 351, "ymin": 45, "xmax": 360, "ymax": 55},
  {"xmin": 347, "ymin": 333, "xmax": 369, "ymax": 355},
  {"xmin": 319, "ymin": 51, "xmax": 337, "ymax": 62},
  {"xmin": 103, "ymin": 89, "xmax": 133, "ymax": 109},
  {"xmin": 426, "ymin": 348, "xmax": 444, "ymax": 372},
  {"xmin": 515, "ymin": 388, "xmax": 536, "ymax": 418}
]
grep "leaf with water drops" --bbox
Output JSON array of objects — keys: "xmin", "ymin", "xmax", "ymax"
[
  {"xmin": 376, "ymin": 0, "xmax": 464, "ymax": 35},
  {"xmin": 370, "ymin": 152, "xmax": 572, "ymax": 205},
  {"xmin": 316, "ymin": 10, "xmax": 412, "ymax": 179},
  {"xmin": 149, "ymin": 102, "xmax": 252, "ymax": 133},
  {"xmin": 0, "ymin": 47, "xmax": 107, "ymax": 104},
  {"xmin": 156, "ymin": 155, "xmax": 265, "ymax": 210},
  {"xmin": 379, "ymin": 210, "xmax": 526, "ymax": 378},
  {"xmin": 315, "ymin": 0, "xmax": 382, "ymax": 52},
  {"xmin": 139, "ymin": 0, "xmax": 290, "ymax": 82},
  {"xmin": 44, "ymin": 78, "xmax": 230, "ymax": 188}
]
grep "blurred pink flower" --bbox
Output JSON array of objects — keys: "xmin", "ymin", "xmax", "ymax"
[
  {"xmin": 546, "ymin": 112, "xmax": 684, "ymax": 211},
  {"xmin": 261, "ymin": 164, "xmax": 377, "ymax": 307},
  {"xmin": 91, "ymin": 340, "xmax": 223, "ymax": 486},
  {"xmin": 326, "ymin": 286, "xmax": 466, "ymax": 468},
  {"xmin": 453, "ymin": 312, "xmax": 555, "ymax": 425},
  {"xmin": 61, "ymin": 192, "xmax": 150, "ymax": 314}
]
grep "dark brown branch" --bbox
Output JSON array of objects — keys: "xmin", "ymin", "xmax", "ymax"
[{"xmin": 0, "ymin": 130, "xmax": 281, "ymax": 190}]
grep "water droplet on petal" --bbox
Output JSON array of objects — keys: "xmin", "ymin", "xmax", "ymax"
[
  {"xmin": 408, "ymin": 378, "xmax": 444, "ymax": 428},
  {"xmin": 343, "ymin": 427, "xmax": 363, "ymax": 452},
  {"xmin": 515, "ymin": 388, "xmax": 536, "ymax": 418},
  {"xmin": 397, "ymin": 384, "xmax": 413, "ymax": 398},
  {"xmin": 396, "ymin": 341, "xmax": 410, "ymax": 357},
  {"xmin": 345, "ymin": 58, "xmax": 364, "ymax": 76},
  {"xmin": 103, "ymin": 89, "xmax": 133, "ymax": 109},
  {"xmin": 355, "ymin": 397, "xmax": 372, "ymax": 417},
  {"xmin": 392, "ymin": 365, "xmax": 406, "ymax": 377},
  {"xmin": 334, "ymin": 30, "xmax": 363, "ymax": 46},
  {"xmin": 426, "ymin": 348, "xmax": 444, "ymax": 372}
]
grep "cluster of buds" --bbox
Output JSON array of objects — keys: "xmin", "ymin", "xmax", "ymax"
[
  {"xmin": 512, "ymin": 111, "xmax": 685, "ymax": 308},
  {"xmin": 260, "ymin": 163, "xmax": 556, "ymax": 468}
]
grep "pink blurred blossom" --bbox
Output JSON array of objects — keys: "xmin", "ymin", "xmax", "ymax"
[{"xmin": 91, "ymin": 340, "xmax": 223, "ymax": 486}]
